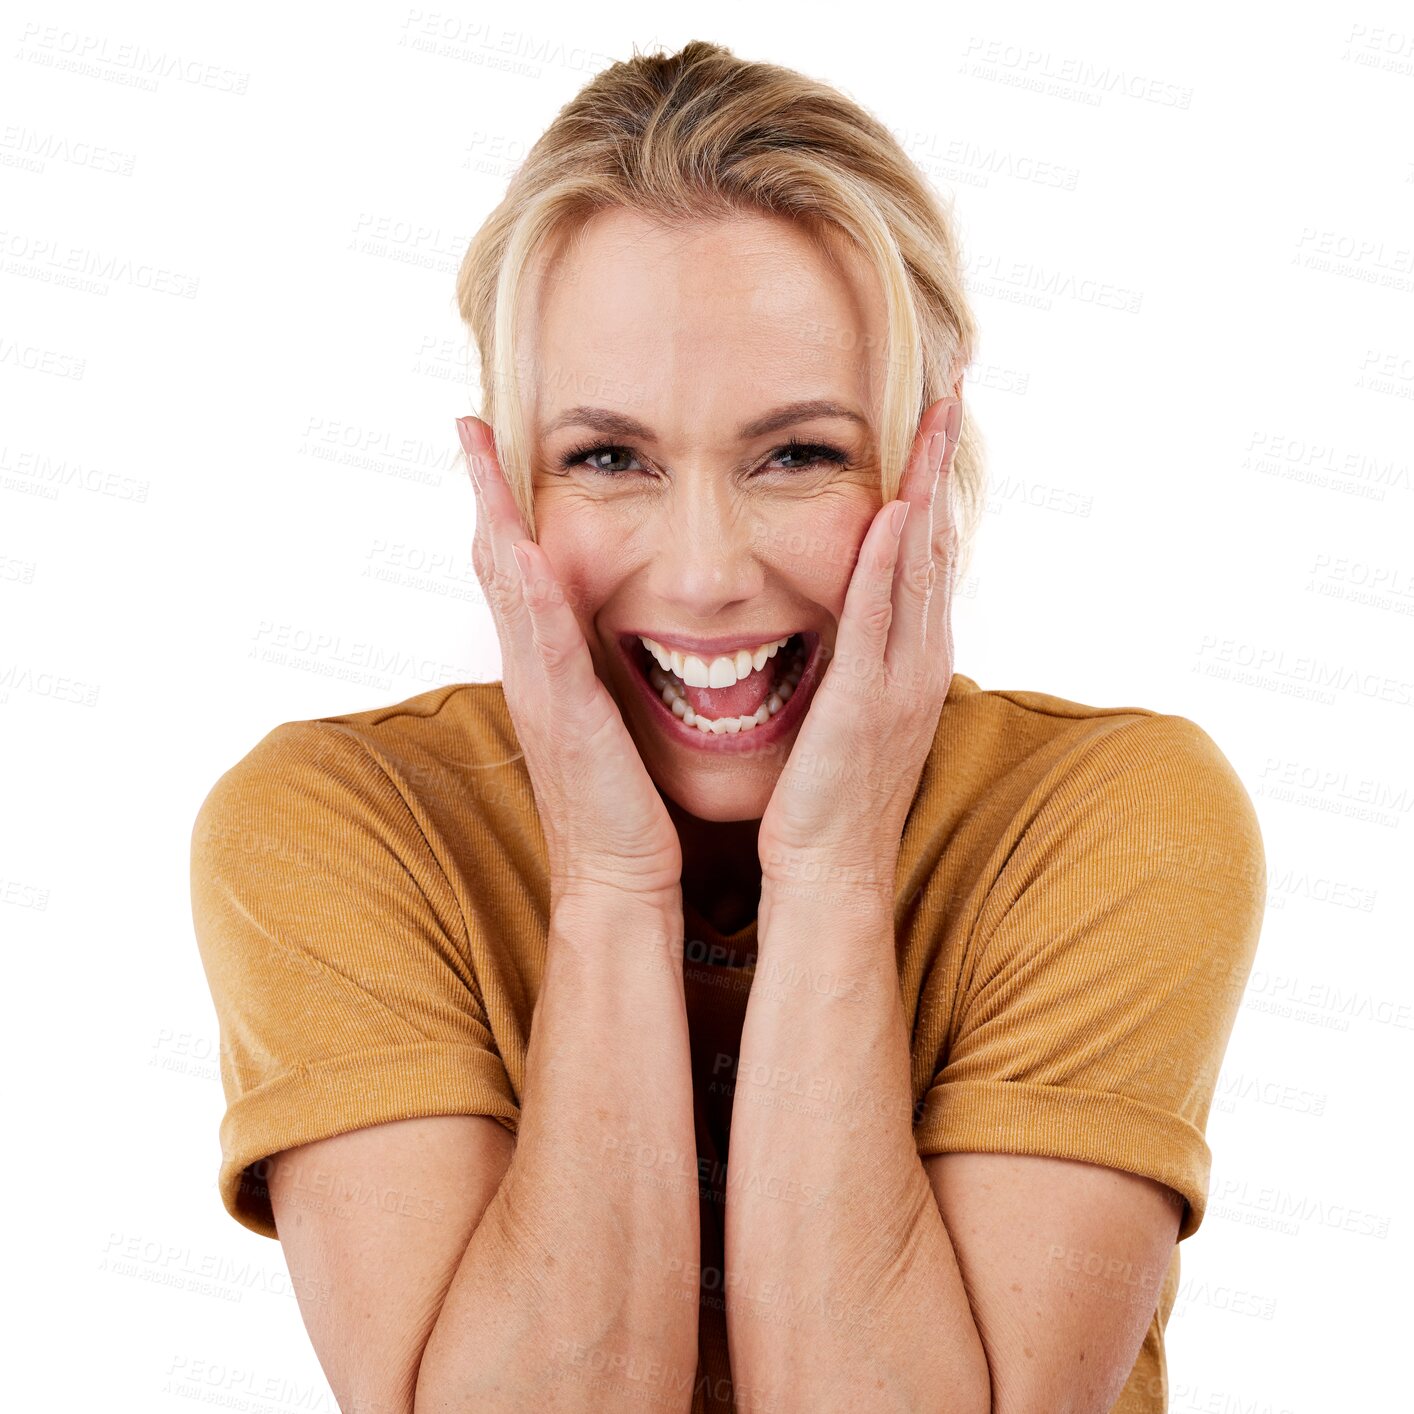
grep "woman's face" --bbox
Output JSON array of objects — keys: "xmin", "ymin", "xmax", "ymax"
[{"xmin": 525, "ymin": 207, "xmax": 890, "ymax": 824}]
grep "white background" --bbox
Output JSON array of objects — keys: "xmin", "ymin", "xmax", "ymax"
[{"xmin": 4, "ymin": 1, "xmax": 1410, "ymax": 1407}]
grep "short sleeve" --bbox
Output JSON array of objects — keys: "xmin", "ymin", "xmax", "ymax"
[
  {"xmin": 189, "ymin": 720, "xmax": 520, "ymax": 1239},
  {"xmin": 912, "ymin": 714, "xmax": 1267, "ymax": 1242}
]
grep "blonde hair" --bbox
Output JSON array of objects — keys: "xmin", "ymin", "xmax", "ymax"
[{"xmin": 455, "ymin": 39, "xmax": 986, "ymax": 579}]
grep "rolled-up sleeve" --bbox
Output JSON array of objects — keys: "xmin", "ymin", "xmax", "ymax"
[
  {"xmin": 189, "ymin": 720, "xmax": 520, "ymax": 1239},
  {"xmin": 912, "ymin": 714, "xmax": 1267, "ymax": 1242}
]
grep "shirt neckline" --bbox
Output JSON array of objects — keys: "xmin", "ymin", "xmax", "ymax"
[{"xmin": 683, "ymin": 894, "xmax": 759, "ymax": 974}]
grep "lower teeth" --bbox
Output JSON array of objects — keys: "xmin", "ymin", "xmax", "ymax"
[{"xmin": 647, "ymin": 637, "xmax": 807, "ymax": 735}]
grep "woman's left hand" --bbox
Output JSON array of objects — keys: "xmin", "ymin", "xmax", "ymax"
[{"xmin": 757, "ymin": 394, "xmax": 964, "ymax": 896}]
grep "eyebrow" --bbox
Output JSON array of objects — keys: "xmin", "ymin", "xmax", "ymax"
[{"xmin": 538, "ymin": 399, "xmax": 869, "ymax": 442}]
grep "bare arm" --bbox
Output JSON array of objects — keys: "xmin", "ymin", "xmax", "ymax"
[
  {"xmin": 724, "ymin": 885, "xmax": 990, "ymax": 1414},
  {"xmin": 270, "ymin": 888, "xmax": 700, "ymax": 1414},
  {"xmin": 726, "ymin": 884, "xmax": 1183, "ymax": 1414},
  {"xmin": 415, "ymin": 887, "xmax": 700, "ymax": 1412}
]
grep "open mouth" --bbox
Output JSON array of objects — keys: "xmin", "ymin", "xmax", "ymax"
[{"xmin": 619, "ymin": 631, "xmax": 822, "ymax": 742}]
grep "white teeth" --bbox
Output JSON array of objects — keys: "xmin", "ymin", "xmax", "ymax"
[
  {"xmin": 708, "ymin": 656, "xmax": 736, "ymax": 689},
  {"xmin": 639, "ymin": 633, "xmax": 792, "ymax": 689},
  {"xmin": 644, "ymin": 639, "xmax": 807, "ymax": 735}
]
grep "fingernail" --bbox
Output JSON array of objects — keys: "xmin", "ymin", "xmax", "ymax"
[
  {"xmin": 456, "ymin": 417, "xmax": 483, "ymax": 490},
  {"xmin": 943, "ymin": 398, "xmax": 964, "ymax": 451},
  {"xmin": 889, "ymin": 501, "xmax": 910, "ymax": 538},
  {"xmin": 511, "ymin": 542, "xmax": 531, "ymax": 585}
]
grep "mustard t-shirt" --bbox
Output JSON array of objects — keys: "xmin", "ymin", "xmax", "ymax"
[{"xmin": 189, "ymin": 670, "xmax": 1267, "ymax": 1413}]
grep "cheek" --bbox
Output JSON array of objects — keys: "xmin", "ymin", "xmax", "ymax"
[
  {"xmin": 757, "ymin": 500, "xmax": 872, "ymax": 612},
  {"xmin": 535, "ymin": 503, "xmax": 619, "ymax": 625}
]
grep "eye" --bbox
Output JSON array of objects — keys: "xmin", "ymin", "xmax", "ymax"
[
  {"xmin": 557, "ymin": 438, "xmax": 851, "ymax": 478},
  {"xmin": 767, "ymin": 439, "xmax": 851, "ymax": 473},
  {"xmin": 557, "ymin": 442, "xmax": 646, "ymax": 477}
]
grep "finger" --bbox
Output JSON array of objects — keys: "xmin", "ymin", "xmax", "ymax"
[
  {"xmin": 511, "ymin": 537, "xmax": 618, "ymax": 730},
  {"xmin": 462, "ymin": 424, "xmax": 519, "ymax": 675},
  {"xmin": 458, "ymin": 416, "xmax": 534, "ymax": 668},
  {"xmin": 459, "ymin": 415, "xmax": 518, "ymax": 598},
  {"xmin": 826, "ymin": 497, "xmax": 909, "ymax": 709},
  {"xmin": 886, "ymin": 417, "xmax": 947, "ymax": 685},
  {"xmin": 922, "ymin": 398, "xmax": 964, "ymax": 669}
]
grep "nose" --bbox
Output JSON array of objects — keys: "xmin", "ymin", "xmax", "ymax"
[{"xmin": 643, "ymin": 468, "xmax": 766, "ymax": 623}]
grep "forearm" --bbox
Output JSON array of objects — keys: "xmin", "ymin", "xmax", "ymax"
[
  {"xmin": 724, "ymin": 884, "xmax": 990, "ymax": 1413},
  {"xmin": 416, "ymin": 889, "xmax": 700, "ymax": 1413}
]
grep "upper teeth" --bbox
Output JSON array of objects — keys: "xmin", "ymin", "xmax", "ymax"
[{"xmin": 638, "ymin": 634, "xmax": 793, "ymax": 688}]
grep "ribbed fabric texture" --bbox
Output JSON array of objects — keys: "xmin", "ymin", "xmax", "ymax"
[{"xmin": 189, "ymin": 671, "xmax": 1266, "ymax": 1414}]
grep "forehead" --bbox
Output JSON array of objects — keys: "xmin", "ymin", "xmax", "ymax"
[{"xmin": 521, "ymin": 207, "xmax": 887, "ymax": 435}]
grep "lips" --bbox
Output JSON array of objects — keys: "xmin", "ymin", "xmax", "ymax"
[
  {"xmin": 615, "ymin": 630, "xmax": 826, "ymax": 755},
  {"xmin": 621, "ymin": 629, "xmax": 801, "ymax": 660}
]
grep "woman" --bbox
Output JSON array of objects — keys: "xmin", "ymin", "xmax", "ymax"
[{"xmin": 191, "ymin": 40, "xmax": 1266, "ymax": 1414}]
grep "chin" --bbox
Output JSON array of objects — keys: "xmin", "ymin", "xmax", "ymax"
[{"xmin": 651, "ymin": 760, "xmax": 779, "ymax": 822}]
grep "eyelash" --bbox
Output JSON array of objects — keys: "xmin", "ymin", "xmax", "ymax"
[{"xmin": 556, "ymin": 437, "xmax": 852, "ymax": 478}]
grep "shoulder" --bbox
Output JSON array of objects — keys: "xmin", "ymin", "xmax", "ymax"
[
  {"xmin": 943, "ymin": 673, "xmax": 1261, "ymax": 827},
  {"xmin": 923, "ymin": 674, "xmax": 1266, "ymax": 915},
  {"xmin": 971, "ymin": 694, "xmax": 1268, "ymax": 980},
  {"xmin": 1025, "ymin": 707, "xmax": 1266, "ymax": 892},
  {"xmin": 192, "ymin": 680, "xmax": 520, "ymax": 843},
  {"xmin": 190, "ymin": 714, "xmax": 404, "ymax": 874},
  {"xmin": 190, "ymin": 682, "xmax": 529, "ymax": 942}
]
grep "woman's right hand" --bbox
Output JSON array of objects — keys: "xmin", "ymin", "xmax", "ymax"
[{"xmin": 457, "ymin": 416, "xmax": 683, "ymax": 916}]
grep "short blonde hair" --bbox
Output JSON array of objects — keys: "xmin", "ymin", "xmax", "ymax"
[{"xmin": 456, "ymin": 39, "xmax": 986, "ymax": 579}]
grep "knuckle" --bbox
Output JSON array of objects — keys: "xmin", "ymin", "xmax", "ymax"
[
  {"xmin": 488, "ymin": 568, "xmax": 522, "ymax": 620},
  {"xmin": 536, "ymin": 634, "xmax": 575, "ymax": 677},
  {"xmin": 860, "ymin": 596, "xmax": 894, "ymax": 635},
  {"xmin": 903, "ymin": 558, "xmax": 935, "ymax": 603}
]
